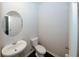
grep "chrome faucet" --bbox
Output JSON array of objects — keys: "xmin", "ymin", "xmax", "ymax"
[{"xmin": 12, "ymin": 42, "xmax": 17, "ymax": 45}]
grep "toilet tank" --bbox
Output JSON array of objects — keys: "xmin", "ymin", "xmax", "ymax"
[{"xmin": 30, "ymin": 37, "xmax": 38, "ymax": 47}]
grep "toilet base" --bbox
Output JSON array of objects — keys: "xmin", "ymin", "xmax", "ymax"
[{"xmin": 35, "ymin": 52, "xmax": 44, "ymax": 57}]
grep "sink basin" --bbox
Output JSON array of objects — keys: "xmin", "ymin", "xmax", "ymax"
[{"xmin": 2, "ymin": 40, "xmax": 27, "ymax": 57}]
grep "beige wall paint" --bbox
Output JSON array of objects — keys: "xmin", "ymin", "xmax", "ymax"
[{"xmin": 39, "ymin": 2, "xmax": 70, "ymax": 56}]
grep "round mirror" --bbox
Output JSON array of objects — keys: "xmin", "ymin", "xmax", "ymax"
[{"xmin": 2, "ymin": 11, "xmax": 23, "ymax": 37}]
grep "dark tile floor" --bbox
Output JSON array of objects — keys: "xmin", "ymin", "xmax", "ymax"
[{"xmin": 28, "ymin": 51, "xmax": 54, "ymax": 57}]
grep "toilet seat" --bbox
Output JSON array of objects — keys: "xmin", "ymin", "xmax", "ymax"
[{"xmin": 35, "ymin": 45, "xmax": 46, "ymax": 54}]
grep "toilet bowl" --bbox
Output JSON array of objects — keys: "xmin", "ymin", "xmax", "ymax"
[
  {"xmin": 30, "ymin": 37, "xmax": 46, "ymax": 57},
  {"xmin": 35, "ymin": 45, "xmax": 46, "ymax": 57}
]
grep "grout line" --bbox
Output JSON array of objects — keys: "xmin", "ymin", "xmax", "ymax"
[{"xmin": 46, "ymin": 50, "xmax": 60, "ymax": 57}]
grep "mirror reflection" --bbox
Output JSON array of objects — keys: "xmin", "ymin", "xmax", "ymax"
[{"xmin": 2, "ymin": 11, "xmax": 23, "ymax": 37}]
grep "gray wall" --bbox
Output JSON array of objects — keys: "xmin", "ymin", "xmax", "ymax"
[
  {"xmin": 78, "ymin": 3, "xmax": 79, "ymax": 57},
  {"xmin": 0, "ymin": 2, "xmax": 38, "ymax": 56},
  {"xmin": 38, "ymin": 2, "xmax": 70, "ymax": 56},
  {"xmin": 0, "ymin": 3, "xmax": 2, "ymax": 57},
  {"xmin": 0, "ymin": 2, "xmax": 71, "ymax": 57}
]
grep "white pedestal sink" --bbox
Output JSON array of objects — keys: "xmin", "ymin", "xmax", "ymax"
[{"xmin": 2, "ymin": 40, "xmax": 27, "ymax": 57}]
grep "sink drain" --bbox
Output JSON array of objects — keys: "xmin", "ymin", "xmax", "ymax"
[{"xmin": 14, "ymin": 49, "xmax": 17, "ymax": 51}]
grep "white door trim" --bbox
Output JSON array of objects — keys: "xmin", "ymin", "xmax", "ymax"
[{"xmin": 69, "ymin": 2, "xmax": 78, "ymax": 57}]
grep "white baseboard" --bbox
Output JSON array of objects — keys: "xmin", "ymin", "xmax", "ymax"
[
  {"xmin": 24, "ymin": 49, "xmax": 35, "ymax": 57},
  {"xmin": 46, "ymin": 50, "xmax": 60, "ymax": 57}
]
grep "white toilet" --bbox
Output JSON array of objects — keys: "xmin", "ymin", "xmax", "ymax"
[{"xmin": 30, "ymin": 37, "xmax": 46, "ymax": 57}]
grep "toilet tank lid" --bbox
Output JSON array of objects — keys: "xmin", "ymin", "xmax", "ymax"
[{"xmin": 30, "ymin": 37, "xmax": 38, "ymax": 41}]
